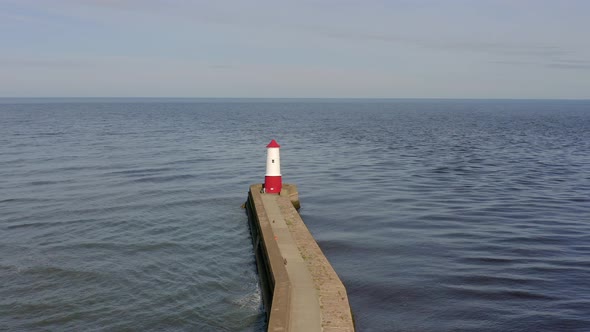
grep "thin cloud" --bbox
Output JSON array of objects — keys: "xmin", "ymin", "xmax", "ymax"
[
  {"xmin": 546, "ymin": 61, "xmax": 590, "ymax": 70},
  {"xmin": 0, "ymin": 57, "xmax": 88, "ymax": 68},
  {"xmin": 429, "ymin": 41, "xmax": 566, "ymax": 57},
  {"xmin": 209, "ymin": 64, "xmax": 235, "ymax": 70},
  {"xmin": 323, "ymin": 29, "xmax": 569, "ymax": 58},
  {"xmin": 490, "ymin": 58, "xmax": 590, "ymax": 70}
]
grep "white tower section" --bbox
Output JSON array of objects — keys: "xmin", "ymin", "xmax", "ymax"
[{"xmin": 266, "ymin": 147, "xmax": 281, "ymax": 176}]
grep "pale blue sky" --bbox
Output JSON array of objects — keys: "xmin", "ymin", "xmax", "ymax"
[{"xmin": 1, "ymin": 0, "xmax": 589, "ymax": 98}]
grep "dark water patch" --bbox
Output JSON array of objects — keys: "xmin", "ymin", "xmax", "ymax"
[
  {"xmin": 506, "ymin": 313, "xmax": 590, "ymax": 332},
  {"xmin": 568, "ymin": 196, "xmax": 590, "ymax": 203},
  {"xmin": 348, "ymin": 278, "xmax": 438, "ymax": 310}
]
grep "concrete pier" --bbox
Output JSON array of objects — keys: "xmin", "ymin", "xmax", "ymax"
[{"xmin": 245, "ymin": 184, "xmax": 355, "ymax": 332}]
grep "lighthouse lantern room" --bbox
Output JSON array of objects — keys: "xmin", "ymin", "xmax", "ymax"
[{"xmin": 264, "ymin": 139, "xmax": 282, "ymax": 193}]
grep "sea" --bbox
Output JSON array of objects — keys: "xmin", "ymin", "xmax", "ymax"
[{"xmin": 1, "ymin": 98, "xmax": 589, "ymax": 331}]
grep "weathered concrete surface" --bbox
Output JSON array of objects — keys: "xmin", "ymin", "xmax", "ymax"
[
  {"xmin": 247, "ymin": 184, "xmax": 355, "ymax": 332},
  {"xmin": 280, "ymin": 184, "xmax": 300, "ymax": 210}
]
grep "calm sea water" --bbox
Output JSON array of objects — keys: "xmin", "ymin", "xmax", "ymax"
[{"xmin": 1, "ymin": 99, "xmax": 589, "ymax": 331}]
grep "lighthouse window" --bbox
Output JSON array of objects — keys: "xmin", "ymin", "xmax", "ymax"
[{"xmin": 272, "ymin": 159, "xmax": 275, "ymax": 163}]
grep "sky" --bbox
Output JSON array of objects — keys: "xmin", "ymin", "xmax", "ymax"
[{"xmin": 1, "ymin": 0, "xmax": 589, "ymax": 99}]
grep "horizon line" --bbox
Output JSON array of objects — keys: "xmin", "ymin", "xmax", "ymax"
[{"xmin": 1, "ymin": 96, "xmax": 590, "ymax": 101}]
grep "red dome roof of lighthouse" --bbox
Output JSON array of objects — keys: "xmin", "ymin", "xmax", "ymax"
[{"xmin": 267, "ymin": 139, "xmax": 280, "ymax": 148}]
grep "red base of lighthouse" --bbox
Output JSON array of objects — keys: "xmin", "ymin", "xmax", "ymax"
[{"xmin": 265, "ymin": 176, "xmax": 282, "ymax": 194}]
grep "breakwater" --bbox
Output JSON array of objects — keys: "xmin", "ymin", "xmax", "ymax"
[{"xmin": 245, "ymin": 183, "xmax": 355, "ymax": 331}]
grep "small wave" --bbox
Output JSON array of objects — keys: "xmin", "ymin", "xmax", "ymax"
[
  {"xmin": 130, "ymin": 174, "xmax": 196, "ymax": 184},
  {"xmin": 0, "ymin": 197, "xmax": 51, "ymax": 204},
  {"xmin": 30, "ymin": 180, "xmax": 74, "ymax": 186},
  {"xmin": 106, "ymin": 167, "xmax": 176, "ymax": 176},
  {"xmin": 448, "ymin": 273, "xmax": 548, "ymax": 287},
  {"xmin": 6, "ymin": 218, "xmax": 97, "ymax": 230},
  {"xmin": 446, "ymin": 285, "xmax": 556, "ymax": 301},
  {"xmin": 461, "ymin": 256, "xmax": 519, "ymax": 266},
  {"xmin": 227, "ymin": 289, "xmax": 262, "ymax": 310},
  {"xmin": 17, "ymin": 265, "xmax": 105, "ymax": 281},
  {"xmin": 496, "ymin": 235, "xmax": 572, "ymax": 245},
  {"xmin": 50, "ymin": 241, "xmax": 186, "ymax": 254},
  {"xmin": 36, "ymin": 132, "xmax": 65, "ymax": 136}
]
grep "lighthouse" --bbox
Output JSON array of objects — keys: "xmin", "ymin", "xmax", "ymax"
[{"xmin": 265, "ymin": 139, "xmax": 282, "ymax": 194}]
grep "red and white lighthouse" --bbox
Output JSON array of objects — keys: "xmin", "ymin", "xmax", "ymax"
[{"xmin": 264, "ymin": 139, "xmax": 282, "ymax": 194}]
